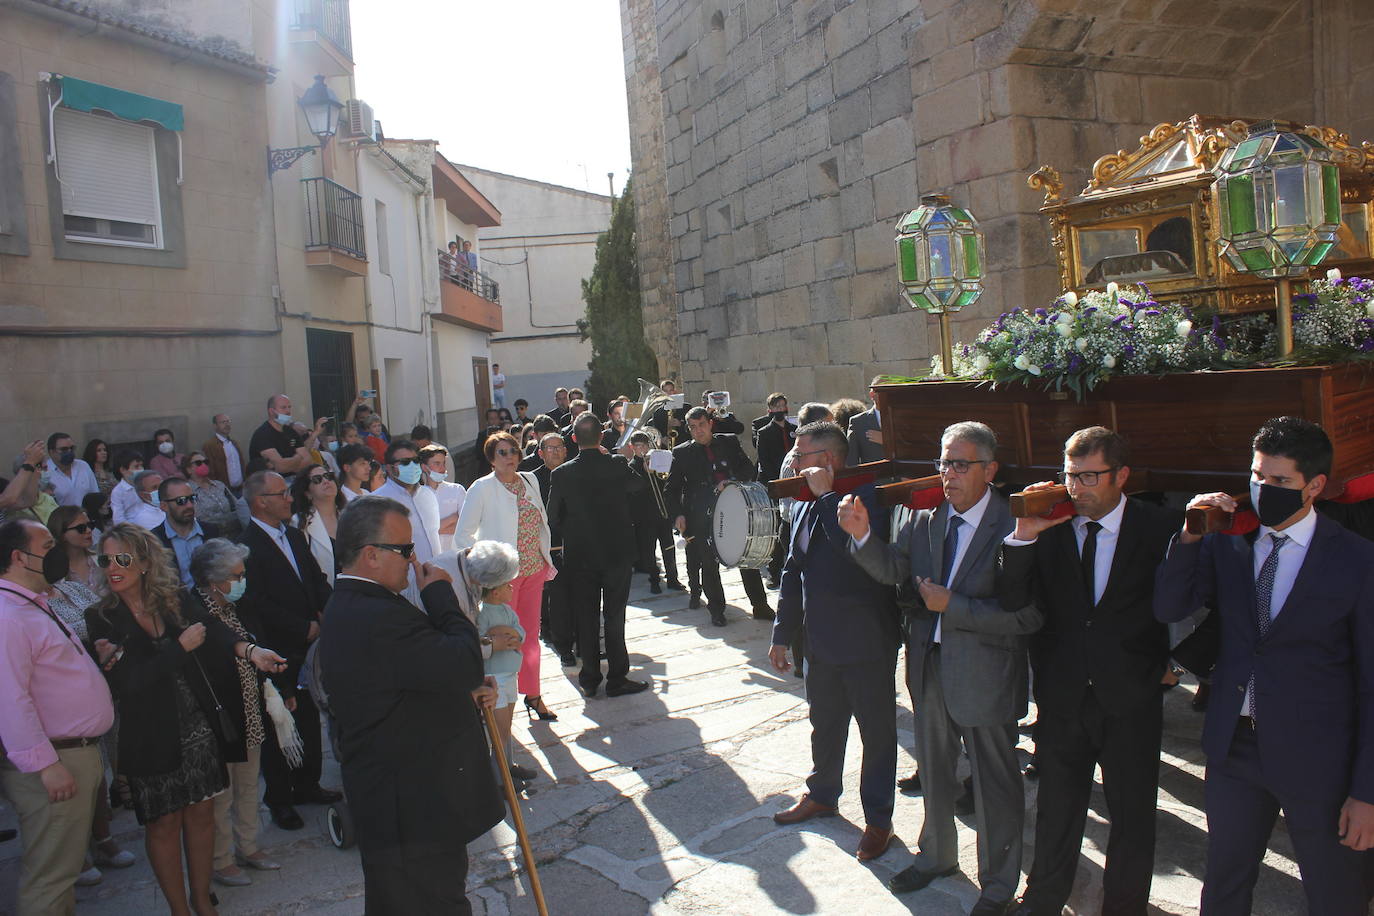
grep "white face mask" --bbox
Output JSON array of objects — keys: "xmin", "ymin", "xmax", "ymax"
[
  {"xmin": 158, "ymin": 441, "xmax": 175, "ymax": 455},
  {"xmin": 428, "ymin": 469, "xmax": 448, "ymax": 483}
]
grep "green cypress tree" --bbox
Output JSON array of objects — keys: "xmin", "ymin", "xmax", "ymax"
[{"xmin": 579, "ymin": 176, "xmax": 658, "ymax": 412}]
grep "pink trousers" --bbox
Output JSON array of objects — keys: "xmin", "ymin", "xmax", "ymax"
[{"xmin": 509, "ymin": 569, "xmax": 547, "ymax": 696}]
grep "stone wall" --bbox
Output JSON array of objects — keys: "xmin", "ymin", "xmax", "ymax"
[{"xmin": 622, "ymin": 0, "xmax": 1373, "ymax": 418}]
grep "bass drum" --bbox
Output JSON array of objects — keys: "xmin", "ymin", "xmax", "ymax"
[{"xmin": 711, "ymin": 481, "xmax": 777, "ymax": 569}]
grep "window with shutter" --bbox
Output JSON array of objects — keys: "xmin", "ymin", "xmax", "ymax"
[{"xmin": 53, "ymin": 108, "xmax": 162, "ymax": 248}]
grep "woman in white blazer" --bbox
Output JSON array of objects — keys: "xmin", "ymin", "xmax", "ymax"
[
  {"xmin": 454, "ymin": 431, "xmax": 556, "ymax": 719},
  {"xmin": 289, "ymin": 461, "xmax": 344, "ymax": 584}
]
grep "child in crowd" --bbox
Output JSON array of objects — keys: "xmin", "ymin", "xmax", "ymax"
[{"xmin": 477, "ymin": 581, "xmax": 537, "ymax": 788}]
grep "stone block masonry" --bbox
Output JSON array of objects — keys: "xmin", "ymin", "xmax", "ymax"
[{"xmin": 623, "ymin": 0, "xmax": 1370, "ymax": 423}]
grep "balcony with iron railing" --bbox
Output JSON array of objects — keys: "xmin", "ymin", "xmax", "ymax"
[
  {"xmin": 437, "ymin": 250, "xmax": 502, "ymax": 332},
  {"xmin": 289, "ymin": 0, "xmax": 353, "ymax": 75},
  {"xmin": 303, "ymin": 177, "xmax": 367, "ymax": 276}
]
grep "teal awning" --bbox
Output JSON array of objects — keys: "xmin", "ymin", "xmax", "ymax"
[{"xmin": 58, "ymin": 75, "xmax": 183, "ymax": 131}]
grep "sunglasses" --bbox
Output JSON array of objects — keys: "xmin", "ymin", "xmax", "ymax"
[
  {"xmin": 392, "ymin": 458, "xmax": 419, "ymax": 467},
  {"xmin": 64, "ymin": 523, "xmax": 93, "ymax": 534},
  {"xmin": 167, "ymin": 494, "xmax": 197, "ymax": 507},
  {"xmin": 96, "ymin": 553, "xmax": 134, "ymax": 568},
  {"xmin": 308, "ymin": 471, "xmax": 337, "ymax": 485},
  {"xmin": 368, "ymin": 542, "xmax": 416, "ymax": 559},
  {"xmin": 493, "ymin": 448, "xmax": 520, "ymax": 458},
  {"xmin": 190, "ymin": 459, "xmax": 208, "ymax": 467}
]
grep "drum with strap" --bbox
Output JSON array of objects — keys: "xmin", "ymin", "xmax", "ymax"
[{"xmin": 710, "ymin": 481, "xmax": 777, "ymax": 569}]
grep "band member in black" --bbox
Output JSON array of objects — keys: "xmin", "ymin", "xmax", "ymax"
[
  {"xmin": 665, "ymin": 408, "xmax": 773, "ymax": 626},
  {"xmin": 628, "ymin": 430, "xmax": 684, "ymax": 594}
]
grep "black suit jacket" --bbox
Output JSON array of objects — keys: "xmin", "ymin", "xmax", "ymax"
[
  {"xmin": 664, "ymin": 434, "xmax": 755, "ymax": 536},
  {"xmin": 239, "ymin": 520, "xmax": 332, "ymax": 691},
  {"xmin": 547, "ymin": 450, "xmax": 643, "ymax": 571},
  {"xmin": 754, "ymin": 418, "xmax": 797, "ymax": 483},
  {"xmin": 999, "ymin": 497, "xmax": 1180, "ymax": 717},
  {"xmin": 319, "ymin": 577, "xmax": 502, "ymax": 853},
  {"xmin": 85, "ymin": 592, "xmax": 244, "ymax": 776}
]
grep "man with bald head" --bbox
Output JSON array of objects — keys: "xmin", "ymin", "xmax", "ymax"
[{"xmin": 247, "ymin": 394, "xmax": 325, "ymax": 479}]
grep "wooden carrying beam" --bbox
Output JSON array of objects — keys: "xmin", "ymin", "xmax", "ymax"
[
  {"xmin": 766, "ymin": 460, "xmax": 892, "ymax": 500},
  {"xmin": 1009, "ymin": 485, "xmax": 1070, "ymax": 518},
  {"xmin": 876, "ymin": 474, "xmax": 943, "ymax": 507},
  {"xmin": 1184, "ymin": 495, "xmax": 1249, "ymax": 535}
]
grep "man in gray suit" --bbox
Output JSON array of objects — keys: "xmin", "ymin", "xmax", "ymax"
[
  {"xmin": 838, "ymin": 421, "xmax": 1042, "ymax": 915},
  {"xmin": 845, "ymin": 378, "xmax": 885, "ymax": 466}
]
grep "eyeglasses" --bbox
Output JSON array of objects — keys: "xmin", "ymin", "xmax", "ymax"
[
  {"xmin": 392, "ymin": 458, "xmax": 419, "ymax": 467},
  {"xmin": 493, "ymin": 448, "xmax": 520, "ymax": 458},
  {"xmin": 793, "ymin": 448, "xmax": 829, "ymax": 460},
  {"xmin": 368, "ymin": 542, "xmax": 416, "ymax": 559},
  {"xmin": 96, "ymin": 553, "xmax": 134, "ymax": 568},
  {"xmin": 190, "ymin": 459, "xmax": 208, "ymax": 467},
  {"xmin": 64, "ymin": 523, "xmax": 93, "ymax": 534},
  {"xmin": 167, "ymin": 494, "xmax": 197, "ymax": 507},
  {"xmin": 933, "ymin": 458, "xmax": 987, "ymax": 475},
  {"xmin": 1058, "ymin": 468, "xmax": 1118, "ymax": 487},
  {"xmin": 262, "ymin": 490, "xmax": 289, "ymax": 499},
  {"xmin": 308, "ymin": 472, "xmax": 336, "ymax": 485}
]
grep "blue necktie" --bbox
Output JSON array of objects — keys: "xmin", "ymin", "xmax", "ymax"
[
  {"xmin": 930, "ymin": 516, "xmax": 963, "ymax": 645},
  {"xmin": 1248, "ymin": 534, "xmax": 1288, "ymax": 721}
]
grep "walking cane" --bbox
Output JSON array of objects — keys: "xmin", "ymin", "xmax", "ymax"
[{"xmin": 483, "ymin": 703, "xmax": 550, "ymax": 916}]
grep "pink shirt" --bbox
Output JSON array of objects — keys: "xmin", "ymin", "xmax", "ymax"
[{"xmin": 0, "ymin": 581, "xmax": 114, "ymax": 773}]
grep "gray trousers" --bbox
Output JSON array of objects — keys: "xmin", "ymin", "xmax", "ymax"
[{"xmin": 911, "ymin": 647, "xmax": 1024, "ymax": 904}]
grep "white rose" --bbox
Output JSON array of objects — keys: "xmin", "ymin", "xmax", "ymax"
[
  {"xmin": 1328, "ymin": 268, "xmax": 1343, "ymax": 282},
  {"xmin": 1013, "ymin": 355, "xmax": 1030, "ymax": 371},
  {"xmin": 1103, "ymin": 354, "xmax": 1116, "ymax": 369},
  {"xmin": 1106, "ymin": 281, "xmax": 1119, "ymax": 298},
  {"xmin": 1076, "ymin": 337, "xmax": 1089, "ymax": 351},
  {"xmin": 1056, "ymin": 322, "xmax": 1072, "ymax": 337},
  {"xmin": 1176, "ymin": 320, "xmax": 1193, "ymax": 337},
  {"xmin": 1026, "ymin": 364, "xmax": 1042, "ymax": 376},
  {"xmin": 1062, "ymin": 291, "xmax": 1078, "ymax": 307},
  {"xmin": 973, "ymin": 353, "xmax": 990, "ymax": 371}
]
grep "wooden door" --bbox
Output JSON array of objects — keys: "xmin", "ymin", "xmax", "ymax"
[{"xmin": 472, "ymin": 357, "xmax": 491, "ymax": 414}]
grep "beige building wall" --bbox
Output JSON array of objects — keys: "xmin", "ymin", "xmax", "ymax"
[
  {"xmin": 0, "ymin": 0, "xmax": 282, "ymax": 460},
  {"xmin": 622, "ymin": 0, "xmax": 1374, "ymax": 423}
]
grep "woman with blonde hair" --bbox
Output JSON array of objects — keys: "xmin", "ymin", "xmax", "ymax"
[{"xmin": 85, "ymin": 523, "xmax": 283, "ymax": 916}]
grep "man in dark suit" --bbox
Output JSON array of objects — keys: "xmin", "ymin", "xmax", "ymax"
[
  {"xmin": 239, "ymin": 470, "xmax": 337, "ymax": 830},
  {"xmin": 154, "ymin": 477, "xmax": 221, "ymax": 588},
  {"xmin": 547, "ymin": 414, "xmax": 651, "ymax": 698},
  {"xmin": 628, "ymin": 430, "xmax": 682, "ymax": 594},
  {"xmin": 547, "ymin": 386, "xmax": 571, "ymax": 427},
  {"xmin": 998, "ymin": 427, "xmax": 1180, "ymax": 916},
  {"xmin": 319, "ymin": 495, "xmax": 503, "ymax": 914},
  {"xmin": 753, "ymin": 393, "xmax": 797, "ymax": 588},
  {"xmin": 665, "ymin": 407, "xmax": 773, "ymax": 626},
  {"xmin": 1156, "ymin": 416, "xmax": 1374, "ymax": 915},
  {"xmin": 839, "ymin": 421, "xmax": 1041, "ymax": 914},
  {"xmin": 844, "ymin": 379, "xmax": 885, "ymax": 466},
  {"xmin": 202, "ymin": 413, "xmax": 246, "ymax": 495},
  {"xmin": 531, "ymin": 432, "xmax": 576, "ymax": 668},
  {"xmin": 768, "ymin": 421, "xmax": 901, "ymax": 861}
]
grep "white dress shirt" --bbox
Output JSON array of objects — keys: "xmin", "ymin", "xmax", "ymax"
[
  {"xmin": 125, "ymin": 499, "xmax": 166, "ymax": 531},
  {"xmin": 251, "ymin": 516, "xmax": 301, "ymax": 578},
  {"xmin": 48, "ymin": 458, "xmax": 100, "ymax": 507},
  {"xmin": 110, "ymin": 478, "xmax": 139, "ymax": 524},
  {"xmin": 1004, "ymin": 492, "xmax": 1127, "ymax": 606},
  {"xmin": 1241, "ymin": 506, "xmax": 1317, "ymax": 715},
  {"xmin": 933, "ymin": 485, "xmax": 991, "ymax": 643},
  {"xmin": 218, "ymin": 433, "xmax": 244, "ymax": 488},
  {"xmin": 374, "ymin": 480, "xmax": 442, "ymax": 605}
]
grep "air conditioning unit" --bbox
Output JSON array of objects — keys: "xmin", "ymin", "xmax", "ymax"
[{"xmin": 344, "ymin": 99, "xmax": 376, "ymax": 141}]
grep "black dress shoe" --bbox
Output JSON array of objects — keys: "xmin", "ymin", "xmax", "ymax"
[
  {"xmin": 970, "ymin": 898, "xmax": 1013, "ymax": 916},
  {"xmin": 751, "ymin": 605, "xmax": 775, "ymax": 621},
  {"xmin": 558, "ymin": 649, "xmax": 578, "ymax": 668},
  {"xmin": 583, "ymin": 683, "xmax": 600, "ymax": 698},
  {"xmin": 896, "ymin": 771, "xmax": 922, "ymax": 793},
  {"xmin": 1007, "ymin": 898, "xmax": 1042, "ymax": 916},
  {"xmin": 889, "ymin": 863, "xmax": 958, "ymax": 894},
  {"xmin": 666, "ymin": 580, "xmax": 687, "ymax": 591},
  {"xmin": 709, "ymin": 607, "xmax": 727, "ymax": 627},
  {"xmin": 650, "ymin": 580, "xmax": 663, "ymax": 594},
  {"xmin": 606, "ymin": 679, "xmax": 650, "ymax": 697},
  {"xmin": 295, "ymin": 785, "xmax": 343, "ymax": 805},
  {"xmin": 270, "ymin": 805, "xmax": 304, "ymax": 830},
  {"xmin": 688, "ymin": 592, "xmax": 701, "ymax": 609}
]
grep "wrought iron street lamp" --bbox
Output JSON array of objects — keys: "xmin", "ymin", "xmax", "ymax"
[
  {"xmin": 267, "ymin": 75, "xmax": 346, "ymax": 176},
  {"xmin": 1215, "ymin": 120, "xmax": 1342, "ymax": 355},
  {"xmin": 894, "ymin": 194, "xmax": 986, "ymax": 375}
]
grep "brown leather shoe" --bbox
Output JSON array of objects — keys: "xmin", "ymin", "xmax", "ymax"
[
  {"xmin": 773, "ymin": 794, "xmax": 838, "ymax": 825},
  {"xmin": 856, "ymin": 824, "xmax": 896, "ymax": 861}
]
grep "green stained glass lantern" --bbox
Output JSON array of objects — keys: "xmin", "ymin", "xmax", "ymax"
[
  {"xmin": 1215, "ymin": 121, "xmax": 1342, "ymax": 354},
  {"xmin": 894, "ymin": 193, "xmax": 986, "ymax": 373}
]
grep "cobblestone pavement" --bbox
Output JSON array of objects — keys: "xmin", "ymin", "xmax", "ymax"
[{"xmin": 2, "ymin": 569, "xmax": 1333, "ymax": 915}]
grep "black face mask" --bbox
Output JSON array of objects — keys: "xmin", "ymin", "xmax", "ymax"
[
  {"xmin": 58, "ymin": 449, "xmax": 75, "ymax": 466},
  {"xmin": 1249, "ymin": 480, "xmax": 1307, "ymax": 528},
  {"xmin": 26, "ymin": 548, "xmax": 70, "ymax": 585}
]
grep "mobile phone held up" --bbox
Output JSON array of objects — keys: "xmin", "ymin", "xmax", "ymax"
[{"xmin": 359, "ymin": 389, "xmax": 377, "ymax": 399}]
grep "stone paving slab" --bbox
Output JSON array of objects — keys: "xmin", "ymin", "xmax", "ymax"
[{"xmin": 1, "ymin": 569, "xmax": 1336, "ymax": 915}]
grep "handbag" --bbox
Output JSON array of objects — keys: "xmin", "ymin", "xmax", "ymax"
[{"xmin": 192, "ymin": 652, "xmax": 240, "ymax": 746}]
